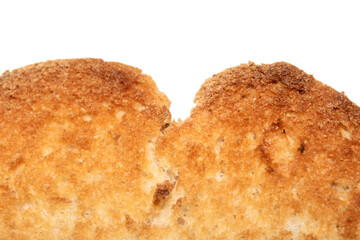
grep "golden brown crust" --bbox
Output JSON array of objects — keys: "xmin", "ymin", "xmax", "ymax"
[
  {"xmin": 1, "ymin": 59, "xmax": 360, "ymax": 239},
  {"xmin": 156, "ymin": 62, "xmax": 360, "ymax": 239},
  {"xmin": 0, "ymin": 59, "xmax": 171, "ymax": 239}
]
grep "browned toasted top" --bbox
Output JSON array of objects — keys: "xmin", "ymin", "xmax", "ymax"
[
  {"xmin": 1, "ymin": 60, "xmax": 360, "ymax": 239},
  {"xmin": 0, "ymin": 58, "xmax": 170, "ymax": 115},
  {"xmin": 155, "ymin": 62, "xmax": 360, "ymax": 239},
  {"xmin": 0, "ymin": 59, "xmax": 171, "ymax": 239}
]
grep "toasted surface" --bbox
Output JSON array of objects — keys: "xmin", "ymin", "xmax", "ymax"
[
  {"xmin": 0, "ymin": 59, "xmax": 171, "ymax": 239},
  {"xmin": 156, "ymin": 62, "xmax": 360, "ymax": 239},
  {"xmin": 1, "ymin": 60, "xmax": 360, "ymax": 239}
]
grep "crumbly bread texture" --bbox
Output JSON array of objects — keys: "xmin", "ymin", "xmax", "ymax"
[
  {"xmin": 1, "ymin": 59, "xmax": 360, "ymax": 239},
  {"xmin": 0, "ymin": 59, "xmax": 171, "ymax": 239}
]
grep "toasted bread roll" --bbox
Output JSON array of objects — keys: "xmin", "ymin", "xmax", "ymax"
[
  {"xmin": 156, "ymin": 62, "xmax": 360, "ymax": 239},
  {"xmin": 1, "ymin": 60, "xmax": 360, "ymax": 239},
  {"xmin": 0, "ymin": 59, "xmax": 171, "ymax": 239}
]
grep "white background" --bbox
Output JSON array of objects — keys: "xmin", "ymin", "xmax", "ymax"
[{"xmin": 0, "ymin": 0, "xmax": 359, "ymax": 120}]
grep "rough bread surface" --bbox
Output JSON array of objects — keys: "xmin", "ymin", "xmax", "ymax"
[
  {"xmin": 1, "ymin": 59, "xmax": 360, "ymax": 239},
  {"xmin": 0, "ymin": 59, "xmax": 171, "ymax": 239}
]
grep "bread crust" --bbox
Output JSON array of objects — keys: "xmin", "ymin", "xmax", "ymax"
[
  {"xmin": 156, "ymin": 62, "xmax": 360, "ymax": 239},
  {"xmin": 1, "ymin": 59, "xmax": 360, "ymax": 239},
  {"xmin": 0, "ymin": 59, "xmax": 171, "ymax": 239}
]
